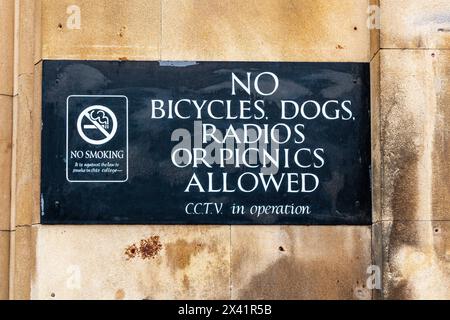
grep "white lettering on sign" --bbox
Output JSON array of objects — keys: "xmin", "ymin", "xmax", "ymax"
[
  {"xmin": 145, "ymin": 71, "xmax": 356, "ymax": 202},
  {"xmin": 231, "ymin": 71, "xmax": 279, "ymax": 96}
]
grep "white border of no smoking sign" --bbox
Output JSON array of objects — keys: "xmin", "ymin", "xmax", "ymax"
[{"xmin": 66, "ymin": 95, "xmax": 129, "ymax": 183}]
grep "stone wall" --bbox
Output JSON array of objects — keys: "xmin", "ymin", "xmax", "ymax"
[
  {"xmin": 0, "ymin": 0, "xmax": 15, "ymax": 300},
  {"xmin": 375, "ymin": 0, "xmax": 450, "ymax": 299},
  {"xmin": 0, "ymin": 0, "xmax": 448, "ymax": 300}
]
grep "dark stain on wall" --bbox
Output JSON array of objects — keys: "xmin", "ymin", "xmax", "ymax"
[
  {"xmin": 165, "ymin": 240, "xmax": 205, "ymax": 272},
  {"xmin": 431, "ymin": 53, "xmax": 450, "ymax": 219},
  {"xmin": 234, "ymin": 228, "xmax": 369, "ymax": 299},
  {"xmin": 382, "ymin": 83, "xmax": 420, "ymax": 223},
  {"xmin": 381, "ymin": 81, "xmax": 421, "ymax": 299}
]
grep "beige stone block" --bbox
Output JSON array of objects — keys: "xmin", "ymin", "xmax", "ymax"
[
  {"xmin": 35, "ymin": 0, "xmax": 42, "ymax": 64},
  {"xmin": 17, "ymin": 0, "xmax": 38, "ymax": 76},
  {"xmin": 381, "ymin": 0, "xmax": 450, "ymax": 49},
  {"xmin": 380, "ymin": 49, "xmax": 450, "ymax": 221},
  {"xmin": 231, "ymin": 226, "xmax": 372, "ymax": 300},
  {"xmin": 381, "ymin": 221, "xmax": 450, "ymax": 299},
  {"xmin": 11, "ymin": 226, "xmax": 35, "ymax": 299},
  {"xmin": 162, "ymin": 0, "xmax": 371, "ymax": 62},
  {"xmin": 13, "ymin": 0, "xmax": 18, "ymax": 96},
  {"xmin": 0, "ymin": 0, "xmax": 15, "ymax": 96},
  {"xmin": 32, "ymin": 63, "xmax": 42, "ymax": 225},
  {"xmin": 0, "ymin": 231, "xmax": 10, "ymax": 300},
  {"xmin": 42, "ymin": 0, "xmax": 160, "ymax": 60},
  {"xmin": 371, "ymin": 222, "xmax": 383, "ymax": 300},
  {"xmin": 369, "ymin": 0, "xmax": 380, "ymax": 59},
  {"xmin": 430, "ymin": 51, "xmax": 450, "ymax": 219},
  {"xmin": 0, "ymin": 96, "xmax": 12, "ymax": 231},
  {"xmin": 31, "ymin": 225, "xmax": 230, "ymax": 300},
  {"xmin": 11, "ymin": 75, "xmax": 35, "ymax": 228},
  {"xmin": 371, "ymin": 52, "xmax": 381, "ymax": 223}
]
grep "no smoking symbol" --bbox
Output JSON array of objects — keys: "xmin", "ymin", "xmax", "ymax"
[{"xmin": 77, "ymin": 105, "xmax": 118, "ymax": 145}]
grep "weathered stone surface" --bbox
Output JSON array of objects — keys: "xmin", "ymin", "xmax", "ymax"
[
  {"xmin": 380, "ymin": 49, "xmax": 450, "ymax": 221},
  {"xmin": 0, "ymin": 0, "xmax": 14, "ymax": 95},
  {"xmin": 371, "ymin": 52, "xmax": 381, "ymax": 223},
  {"xmin": 0, "ymin": 231, "xmax": 10, "ymax": 299},
  {"xmin": 34, "ymin": 0, "xmax": 42, "ymax": 64},
  {"xmin": 162, "ymin": 0, "xmax": 371, "ymax": 62},
  {"xmin": 11, "ymin": 226, "xmax": 36, "ymax": 299},
  {"xmin": 371, "ymin": 222, "xmax": 383, "ymax": 300},
  {"xmin": 0, "ymin": 95, "xmax": 12, "ymax": 231},
  {"xmin": 369, "ymin": 0, "xmax": 380, "ymax": 59},
  {"xmin": 31, "ymin": 63, "xmax": 42, "ymax": 225},
  {"xmin": 33, "ymin": 0, "xmax": 45, "ymax": 64},
  {"xmin": 41, "ymin": 0, "xmax": 160, "ymax": 60},
  {"xmin": 430, "ymin": 51, "xmax": 450, "ymax": 219},
  {"xmin": 231, "ymin": 226, "xmax": 372, "ymax": 299},
  {"xmin": 17, "ymin": 0, "xmax": 38, "ymax": 77},
  {"xmin": 10, "ymin": 75, "xmax": 35, "ymax": 228},
  {"xmin": 382, "ymin": 221, "xmax": 450, "ymax": 299},
  {"xmin": 381, "ymin": 0, "xmax": 450, "ymax": 49},
  {"xmin": 31, "ymin": 225, "xmax": 230, "ymax": 300}
]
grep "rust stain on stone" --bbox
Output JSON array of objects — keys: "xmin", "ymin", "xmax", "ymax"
[
  {"xmin": 165, "ymin": 240, "xmax": 206, "ymax": 272},
  {"xmin": 125, "ymin": 236, "xmax": 162, "ymax": 260},
  {"xmin": 182, "ymin": 274, "xmax": 190, "ymax": 290},
  {"xmin": 115, "ymin": 289, "xmax": 125, "ymax": 300},
  {"xmin": 140, "ymin": 236, "xmax": 163, "ymax": 259},
  {"xmin": 118, "ymin": 26, "xmax": 127, "ymax": 37},
  {"xmin": 124, "ymin": 243, "xmax": 138, "ymax": 259}
]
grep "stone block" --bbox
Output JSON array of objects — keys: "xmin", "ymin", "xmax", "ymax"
[
  {"xmin": 162, "ymin": 0, "xmax": 371, "ymax": 62},
  {"xmin": 0, "ymin": 96, "xmax": 12, "ymax": 231},
  {"xmin": 231, "ymin": 226, "xmax": 372, "ymax": 299},
  {"xmin": 31, "ymin": 225, "xmax": 230, "ymax": 300},
  {"xmin": 0, "ymin": 0, "xmax": 15, "ymax": 95},
  {"xmin": 41, "ymin": 0, "xmax": 160, "ymax": 60},
  {"xmin": 0, "ymin": 231, "xmax": 10, "ymax": 299},
  {"xmin": 381, "ymin": 221, "xmax": 450, "ymax": 299},
  {"xmin": 381, "ymin": 0, "xmax": 450, "ymax": 49},
  {"xmin": 380, "ymin": 50, "xmax": 450, "ymax": 221}
]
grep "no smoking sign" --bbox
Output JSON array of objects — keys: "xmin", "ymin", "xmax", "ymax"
[{"xmin": 66, "ymin": 95, "xmax": 128, "ymax": 182}]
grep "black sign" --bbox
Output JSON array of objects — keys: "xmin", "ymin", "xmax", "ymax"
[{"xmin": 41, "ymin": 60, "xmax": 371, "ymax": 225}]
